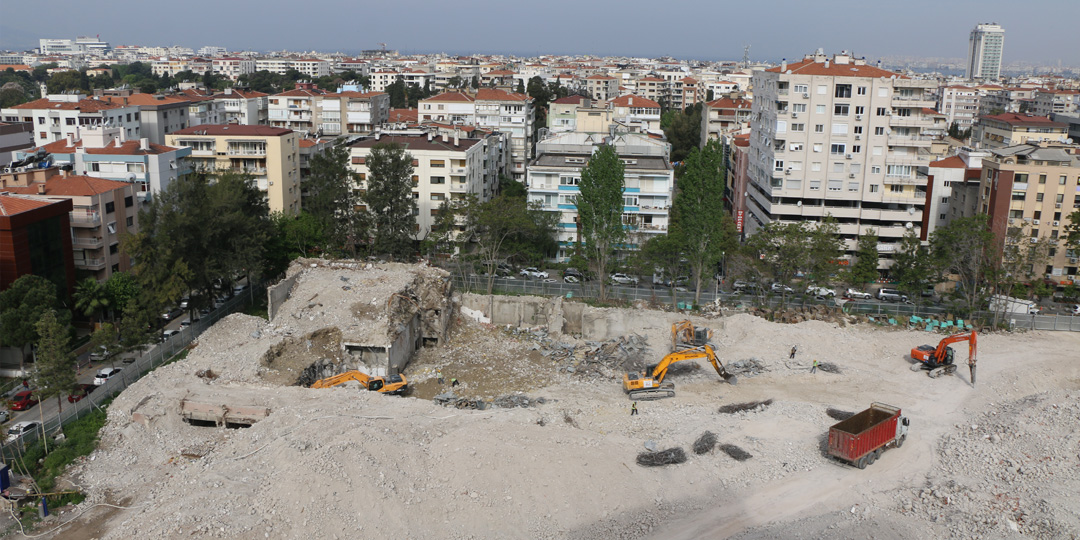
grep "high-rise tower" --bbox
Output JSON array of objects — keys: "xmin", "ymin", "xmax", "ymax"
[{"xmin": 966, "ymin": 23, "xmax": 1005, "ymax": 80}]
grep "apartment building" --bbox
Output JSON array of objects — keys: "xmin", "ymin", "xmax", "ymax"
[
  {"xmin": 419, "ymin": 89, "xmax": 534, "ymax": 180},
  {"xmin": 585, "ymin": 75, "xmax": 619, "ymax": 101},
  {"xmin": 3, "ymin": 172, "xmax": 139, "ymax": 281},
  {"xmin": 977, "ymin": 142, "xmax": 1080, "ymax": 285},
  {"xmin": 291, "ymin": 58, "xmax": 331, "ymax": 79},
  {"xmin": 701, "ymin": 97, "xmax": 752, "ymax": 145},
  {"xmin": 212, "ymin": 58, "xmax": 256, "ymax": 81},
  {"xmin": 348, "ymin": 132, "xmax": 498, "ymax": 240},
  {"xmin": 0, "ymin": 194, "xmax": 74, "ymax": 293},
  {"xmin": 38, "ymin": 36, "xmax": 110, "ymax": 56},
  {"xmin": 966, "ymin": 23, "xmax": 1005, "ymax": 80},
  {"xmin": 1, "ymin": 95, "xmax": 140, "ymax": 147},
  {"xmin": 634, "ymin": 77, "xmax": 664, "ymax": 103},
  {"xmin": 0, "ymin": 122, "xmax": 34, "ymax": 165},
  {"xmin": 724, "ymin": 133, "xmax": 751, "ymax": 234},
  {"xmin": 937, "ymin": 86, "xmax": 980, "ymax": 130},
  {"xmin": 746, "ymin": 51, "xmax": 939, "ymax": 270},
  {"xmin": 609, "ymin": 95, "xmax": 661, "ymax": 134},
  {"xmin": 971, "ymin": 113, "xmax": 1068, "ymax": 149},
  {"xmin": 661, "ymin": 77, "xmax": 703, "ymax": 110},
  {"xmin": 166, "ymin": 125, "xmax": 301, "ymax": 215},
  {"xmin": 548, "ymin": 95, "xmax": 591, "ymax": 133},
  {"xmin": 923, "ymin": 148, "xmax": 988, "ymax": 236},
  {"xmin": 214, "ymin": 88, "xmax": 269, "ymax": 125},
  {"xmin": 268, "ymin": 84, "xmax": 327, "ymax": 133},
  {"xmin": 151, "ymin": 57, "xmax": 212, "ymax": 77},
  {"xmin": 525, "ymin": 131, "xmax": 673, "ymax": 261},
  {"xmin": 978, "ymin": 87, "xmax": 1036, "ymax": 116},
  {"xmin": 316, "ymin": 91, "xmax": 390, "ymax": 136},
  {"xmin": 98, "ymin": 92, "xmax": 190, "ymax": 145},
  {"xmin": 1032, "ymin": 90, "xmax": 1080, "ymax": 117},
  {"xmin": 23, "ymin": 125, "xmax": 192, "ymax": 200}
]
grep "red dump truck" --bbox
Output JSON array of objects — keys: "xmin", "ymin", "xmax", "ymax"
[{"xmin": 827, "ymin": 402, "xmax": 909, "ymax": 469}]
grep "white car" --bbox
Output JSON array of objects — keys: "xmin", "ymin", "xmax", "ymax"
[
  {"xmin": 0, "ymin": 410, "xmax": 9, "ymax": 423},
  {"xmin": 93, "ymin": 367, "xmax": 123, "ymax": 386},
  {"xmin": 845, "ymin": 288, "xmax": 873, "ymax": 300},
  {"xmin": 5, "ymin": 421, "xmax": 39, "ymax": 444},
  {"xmin": 770, "ymin": 283, "xmax": 794, "ymax": 294},
  {"xmin": 1073, "ymin": 304, "xmax": 1080, "ymax": 316},
  {"xmin": 806, "ymin": 286, "xmax": 836, "ymax": 297},
  {"xmin": 519, "ymin": 267, "xmax": 549, "ymax": 279},
  {"xmin": 610, "ymin": 273, "xmax": 639, "ymax": 285}
]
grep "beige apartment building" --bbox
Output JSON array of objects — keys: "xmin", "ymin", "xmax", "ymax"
[
  {"xmin": 701, "ymin": 97, "xmax": 752, "ymax": 145},
  {"xmin": 977, "ymin": 142, "xmax": 1080, "ymax": 285},
  {"xmin": 972, "ymin": 113, "xmax": 1068, "ymax": 149},
  {"xmin": 746, "ymin": 51, "xmax": 940, "ymax": 270},
  {"xmin": 166, "ymin": 125, "xmax": 301, "ymax": 215}
]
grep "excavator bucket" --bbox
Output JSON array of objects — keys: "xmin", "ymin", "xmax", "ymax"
[{"xmin": 722, "ymin": 372, "xmax": 738, "ymax": 385}]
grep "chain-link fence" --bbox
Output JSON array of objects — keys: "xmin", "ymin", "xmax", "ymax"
[{"xmin": 0, "ymin": 290, "xmax": 255, "ymax": 464}]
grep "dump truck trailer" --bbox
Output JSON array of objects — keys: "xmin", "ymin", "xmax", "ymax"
[{"xmin": 827, "ymin": 402, "xmax": 909, "ymax": 469}]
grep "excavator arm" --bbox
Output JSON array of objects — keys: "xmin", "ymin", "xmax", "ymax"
[
  {"xmin": 624, "ymin": 345, "xmax": 737, "ymax": 400},
  {"xmin": 910, "ymin": 330, "xmax": 977, "ymax": 384},
  {"xmin": 311, "ymin": 370, "xmax": 373, "ymax": 389},
  {"xmin": 310, "ymin": 370, "xmax": 409, "ymax": 394}
]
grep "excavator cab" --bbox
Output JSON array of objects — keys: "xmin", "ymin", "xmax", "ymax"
[{"xmin": 367, "ymin": 379, "xmax": 384, "ymax": 392}]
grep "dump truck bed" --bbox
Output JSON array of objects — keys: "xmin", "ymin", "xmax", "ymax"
[{"xmin": 827, "ymin": 403, "xmax": 901, "ymax": 463}]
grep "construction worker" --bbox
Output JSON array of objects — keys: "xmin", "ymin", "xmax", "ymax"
[
  {"xmin": 437, "ymin": 369, "xmax": 444, "ymax": 385},
  {"xmin": 451, "ymin": 378, "xmax": 459, "ymax": 387},
  {"xmin": 790, "ymin": 345, "xmax": 798, "ymax": 359},
  {"xmin": 811, "ymin": 359, "xmax": 819, "ymax": 374},
  {"xmin": 631, "ymin": 402, "xmax": 638, "ymax": 416}
]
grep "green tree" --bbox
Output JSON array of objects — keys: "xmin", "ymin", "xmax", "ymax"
[
  {"xmin": 421, "ymin": 199, "xmax": 459, "ymax": 259},
  {"xmin": 847, "ymin": 229, "xmax": 880, "ymax": 286},
  {"xmin": 998, "ymin": 224, "xmax": 1053, "ymax": 302},
  {"xmin": 930, "ymin": 214, "xmax": 996, "ymax": 315},
  {"xmin": 640, "ymin": 229, "xmax": 687, "ymax": 308},
  {"xmin": 33, "ymin": 309, "xmax": 77, "ymax": 416},
  {"xmin": 0, "ymin": 275, "xmax": 71, "ymax": 370},
  {"xmin": 807, "ymin": 217, "xmax": 844, "ymax": 285},
  {"xmin": 890, "ymin": 229, "xmax": 935, "ymax": 300},
  {"xmin": 73, "ymin": 276, "xmax": 110, "ymax": 325},
  {"xmin": 46, "ymin": 69, "xmax": 90, "ymax": 94},
  {"xmin": 1065, "ymin": 210, "xmax": 1080, "ymax": 255},
  {"xmin": 459, "ymin": 194, "xmax": 557, "ymax": 294},
  {"xmin": 116, "ymin": 300, "xmax": 154, "ymax": 356},
  {"xmin": 364, "ymin": 143, "xmax": 416, "ymax": 260},
  {"xmin": 104, "ymin": 271, "xmax": 140, "ymax": 311},
  {"xmin": 386, "ymin": 80, "xmax": 408, "ymax": 109},
  {"xmin": 670, "ymin": 140, "xmax": 737, "ymax": 303},
  {"xmin": 515, "ymin": 79, "xmax": 525, "ymax": 93},
  {"xmin": 576, "ymin": 145, "xmax": 626, "ymax": 301},
  {"xmin": 303, "ymin": 139, "xmax": 360, "ymax": 251},
  {"xmin": 88, "ymin": 322, "xmax": 121, "ymax": 368},
  {"xmin": 661, "ymin": 104, "xmax": 702, "ymax": 164},
  {"xmin": 446, "ymin": 76, "xmax": 463, "ymax": 89},
  {"xmin": 746, "ymin": 222, "xmax": 809, "ymax": 292}
]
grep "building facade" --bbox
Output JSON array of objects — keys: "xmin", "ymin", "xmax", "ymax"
[
  {"xmin": 0, "ymin": 195, "xmax": 74, "ymax": 294},
  {"xmin": 971, "ymin": 113, "xmax": 1068, "ymax": 149},
  {"xmin": 966, "ymin": 23, "xmax": 1005, "ymax": 80},
  {"xmin": 2, "ymin": 95, "xmax": 140, "ymax": 147}
]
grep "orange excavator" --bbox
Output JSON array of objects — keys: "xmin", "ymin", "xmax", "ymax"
[
  {"xmin": 311, "ymin": 370, "xmax": 408, "ymax": 394},
  {"xmin": 623, "ymin": 344, "xmax": 737, "ymax": 400},
  {"xmin": 910, "ymin": 330, "xmax": 977, "ymax": 384}
]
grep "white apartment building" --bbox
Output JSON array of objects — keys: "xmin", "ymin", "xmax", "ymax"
[
  {"xmin": 291, "ymin": 58, "xmax": 331, "ymax": 79},
  {"xmin": 1, "ymin": 95, "xmax": 141, "ymax": 147},
  {"xmin": 212, "ymin": 58, "xmax": 256, "ymax": 81},
  {"xmin": 526, "ymin": 131, "xmax": 674, "ymax": 261},
  {"xmin": 198, "ymin": 46, "xmax": 228, "ymax": 57},
  {"xmin": 213, "ymin": 88, "xmax": 269, "ymax": 125},
  {"xmin": 268, "ymin": 85, "xmax": 326, "ymax": 133},
  {"xmin": 966, "ymin": 23, "xmax": 1005, "ymax": 80},
  {"xmin": 151, "ymin": 57, "xmax": 212, "ymax": 77},
  {"xmin": 317, "ymin": 91, "xmax": 390, "ymax": 136},
  {"xmin": 38, "ymin": 36, "xmax": 110, "ymax": 56},
  {"xmin": 419, "ymin": 89, "xmax": 535, "ymax": 180},
  {"xmin": 922, "ymin": 148, "xmax": 988, "ymax": 236},
  {"xmin": 348, "ymin": 132, "xmax": 498, "ymax": 241},
  {"xmin": 585, "ymin": 75, "xmax": 619, "ymax": 101},
  {"xmin": 937, "ymin": 86, "xmax": 980, "ymax": 130},
  {"xmin": 609, "ymin": 95, "xmax": 662, "ymax": 134},
  {"xmin": 1032, "ymin": 90, "xmax": 1080, "ymax": 117},
  {"xmin": 746, "ymin": 51, "xmax": 939, "ymax": 271}
]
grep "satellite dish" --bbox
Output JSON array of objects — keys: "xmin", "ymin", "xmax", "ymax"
[
  {"xmin": 905, "ymin": 222, "xmax": 913, "ymax": 229},
  {"xmin": 127, "ymin": 173, "xmax": 136, "ymax": 182},
  {"xmin": 908, "ymin": 207, "xmax": 915, "ymax": 214},
  {"xmin": 797, "ymin": 201, "xmax": 802, "ymax": 207}
]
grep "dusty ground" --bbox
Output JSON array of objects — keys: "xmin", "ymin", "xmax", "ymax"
[{"xmin": 19, "ymin": 288, "xmax": 1080, "ymax": 539}]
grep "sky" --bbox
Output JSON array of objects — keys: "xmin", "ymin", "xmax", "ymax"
[{"xmin": 1, "ymin": 0, "xmax": 1077, "ymax": 66}]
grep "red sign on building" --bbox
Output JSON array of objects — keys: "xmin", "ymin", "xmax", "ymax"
[{"xmin": 735, "ymin": 210, "xmax": 744, "ymax": 232}]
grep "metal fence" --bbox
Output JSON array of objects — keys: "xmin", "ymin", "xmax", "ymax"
[
  {"xmin": 0, "ymin": 290, "xmax": 254, "ymax": 465},
  {"xmin": 452, "ymin": 275, "xmax": 1080, "ymax": 331}
]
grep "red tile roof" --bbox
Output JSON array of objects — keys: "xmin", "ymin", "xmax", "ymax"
[
  {"xmin": 0, "ymin": 64, "xmax": 32, "ymax": 72},
  {"xmin": 981, "ymin": 113, "xmax": 1066, "ymax": 127},
  {"xmin": 10, "ymin": 98, "xmax": 125, "ymax": 112},
  {"xmin": 298, "ymin": 138, "xmax": 330, "ymax": 148},
  {"xmin": 705, "ymin": 97, "xmax": 751, "ymax": 109},
  {"xmin": 325, "ymin": 91, "xmax": 386, "ymax": 99},
  {"xmin": 273, "ymin": 88, "xmax": 326, "ymax": 98},
  {"xmin": 102, "ymin": 93, "xmax": 190, "ymax": 107},
  {"xmin": 920, "ymin": 108, "xmax": 945, "ymax": 116},
  {"xmin": 4, "ymin": 175, "xmax": 131, "ymax": 197},
  {"xmin": 474, "ymin": 88, "xmax": 531, "ymax": 102},
  {"xmin": 586, "ymin": 75, "xmax": 616, "ymax": 80},
  {"xmin": 424, "ymin": 92, "xmax": 474, "ymax": 103},
  {"xmin": 552, "ymin": 95, "xmax": 589, "ymax": 105},
  {"xmin": 388, "ymin": 108, "xmax": 418, "ymax": 123},
  {"xmin": 38, "ymin": 138, "xmax": 179, "ymax": 155},
  {"xmin": 638, "ymin": 77, "xmax": 664, "ymax": 82},
  {"xmin": 929, "ymin": 156, "xmax": 967, "ymax": 168},
  {"xmin": 610, "ymin": 94, "xmax": 660, "ymax": 109},
  {"xmin": 0, "ymin": 195, "xmax": 56, "ymax": 216},
  {"xmin": 169, "ymin": 125, "xmax": 294, "ymax": 136},
  {"xmin": 766, "ymin": 58, "xmax": 904, "ymax": 79},
  {"xmin": 212, "ymin": 89, "xmax": 269, "ymax": 99}
]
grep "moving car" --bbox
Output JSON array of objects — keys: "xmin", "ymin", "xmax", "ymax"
[
  {"xmin": 732, "ymin": 280, "xmax": 762, "ymax": 293},
  {"xmin": 68, "ymin": 383, "xmax": 98, "ymax": 403},
  {"xmin": 94, "ymin": 367, "xmax": 123, "ymax": 385},
  {"xmin": 877, "ymin": 288, "xmax": 909, "ymax": 303},
  {"xmin": 5, "ymin": 421, "xmax": 40, "ymax": 444},
  {"xmin": 845, "ymin": 288, "xmax": 873, "ymax": 300},
  {"xmin": 0, "ymin": 410, "xmax": 9, "ymax": 423},
  {"xmin": 610, "ymin": 273, "xmax": 639, "ymax": 285},
  {"xmin": 519, "ymin": 267, "xmax": 549, "ymax": 279},
  {"xmin": 806, "ymin": 286, "xmax": 836, "ymax": 297},
  {"xmin": 161, "ymin": 329, "xmax": 180, "ymax": 341},
  {"xmin": 563, "ymin": 268, "xmax": 586, "ymax": 283},
  {"xmin": 233, "ymin": 284, "xmax": 248, "ymax": 296},
  {"xmin": 89, "ymin": 345, "xmax": 109, "ymax": 362},
  {"xmin": 1073, "ymin": 304, "xmax": 1080, "ymax": 316},
  {"xmin": 770, "ymin": 283, "xmax": 794, "ymax": 294},
  {"xmin": 10, "ymin": 391, "xmax": 38, "ymax": 411},
  {"xmin": 161, "ymin": 307, "xmax": 182, "ymax": 321}
]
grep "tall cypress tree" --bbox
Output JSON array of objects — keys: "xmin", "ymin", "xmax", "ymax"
[{"xmin": 576, "ymin": 144, "xmax": 626, "ymax": 301}]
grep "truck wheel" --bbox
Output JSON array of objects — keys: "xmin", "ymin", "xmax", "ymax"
[
  {"xmin": 855, "ymin": 456, "xmax": 867, "ymax": 469},
  {"xmin": 867, "ymin": 451, "xmax": 878, "ymax": 465},
  {"xmin": 895, "ymin": 434, "xmax": 906, "ymax": 448}
]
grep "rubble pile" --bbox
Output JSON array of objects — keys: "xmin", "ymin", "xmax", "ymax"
[
  {"xmin": 692, "ymin": 431, "xmax": 717, "ymax": 455},
  {"xmin": 726, "ymin": 357, "xmax": 770, "ymax": 378},
  {"xmin": 636, "ymin": 447, "xmax": 688, "ymax": 467},
  {"xmin": 544, "ymin": 333, "xmax": 650, "ymax": 377},
  {"xmin": 750, "ymin": 304, "xmax": 863, "ymax": 326}
]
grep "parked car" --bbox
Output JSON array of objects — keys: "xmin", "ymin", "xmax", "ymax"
[
  {"xmin": 610, "ymin": 273, "xmax": 639, "ymax": 285},
  {"xmin": 5, "ymin": 422, "xmax": 40, "ymax": 444},
  {"xmin": 67, "ymin": 383, "xmax": 98, "ymax": 403},
  {"xmin": 844, "ymin": 288, "xmax": 873, "ymax": 300},
  {"xmin": 233, "ymin": 284, "xmax": 248, "ymax": 296},
  {"xmin": 563, "ymin": 268, "xmax": 586, "ymax": 283},
  {"xmin": 161, "ymin": 329, "xmax": 180, "ymax": 342},
  {"xmin": 10, "ymin": 391, "xmax": 38, "ymax": 411},
  {"xmin": 1073, "ymin": 304, "xmax": 1080, "ymax": 316},
  {"xmin": 89, "ymin": 345, "xmax": 109, "ymax": 362},
  {"xmin": 519, "ymin": 267, "xmax": 549, "ymax": 279},
  {"xmin": 93, "ymin": 367, "xmax": 123, "ymax": 386},
  {"xmin": 770, "ymin": 283, "xmax": 795, "ymax": 294},
  {"xmin": 806, "ymin": 286, "xmax": 836, "ymax": 297},
  {"xmin": 877, "ymin": 288, "xmax": 909, "ymax": 303},
  {"xmin": 179, "ymin": 297, "xmax": 190, "ymax": 309},
  {"xmin": 732, "ymin": 280, "xmax": 762, "ymax": 293}
]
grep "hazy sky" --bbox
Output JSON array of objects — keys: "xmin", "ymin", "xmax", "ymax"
[{"xmin": 2, "ymin": 0, "xmax": 1077, "ymax": 65}]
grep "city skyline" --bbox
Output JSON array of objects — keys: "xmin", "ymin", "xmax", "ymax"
[{"xmin": 2, "ymin": 0, "xmax": 1078, "ymax": 66}]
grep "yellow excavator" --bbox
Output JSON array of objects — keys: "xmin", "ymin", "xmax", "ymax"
[
  {"xmin": 311, "ymin": 370, "xmax": 408, "ymax": 395},
  {"xmin": 623, "ymin": 344, "xmax": 737, "ymax": 400},
  {"xmin": 671, "ymin": 320, "xmax": 712, "ymax": 351}
]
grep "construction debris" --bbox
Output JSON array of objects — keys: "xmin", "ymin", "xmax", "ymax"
[
  {"xmin": 727, "ymin": 357, "xmax": 770, "ymax": 378},
  {"xmin": 749, "ymin": 304, "xmax": 863, "ymax": 326},
  {"xmin": 636, "ymin": 447, "xmax": 688, "ymax": 467},
  {"xmin": 693, "ymin": 431, "xmax": 717, "ymax": 455},
  {"xmin": 826, "ymin": 408, "xmax": 855, "ymax": 421},
  {"xmin": 817, "ymin": 361, "xmax": 842, "ymax": 374},
  {"xmin": 718, "ymin": 399, "xmax": 774, "ymax": 414},
  {"xmin": 719, "ymin": 444, "xmax": 753, "ymax": 461}
]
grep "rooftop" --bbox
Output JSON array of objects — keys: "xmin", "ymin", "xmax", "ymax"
[
  {"xmin": 169, "ymin": 125, "xmax": 294, "ymax": 137},
  {"xmin": 350, "ymin": 134, "xmax": 481, "ymax": 152},
  {"xmin": 981, "ymin": 113, "xmax": 1067, "ymax": 128},
  {"xmin": 0, "ymin": 195, "xmax": 57, "ymax": 216},
  {"xmin": 3, "ymin": 175, "xmax": 132, "ymax": 197}
]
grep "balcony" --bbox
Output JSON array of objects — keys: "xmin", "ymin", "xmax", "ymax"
[
  {"xmin": 69, "ymin": 212, "xmax": 101, "ymax": 227},
  {"xmin": 451, "ymin": 167, "xmax": 467, "ymax": 175},
  {"xmin": 227, "ymin": 147, "xmax": 267, "ymax": 156},
  {"xmin": 71, "ymin": 236, "xmax": 104, "ymax": 248},
  {"xmin": 449, "ymin": 183, "xmax": 468, "ymax": 193},
  {"xmin": 883, "ymin": 176, "xmax": 926, "ymax": 186},
  {"xmin": 891, "ymin": 96, "xmax": 936, "ymax": 108},
  {"xmin": 75, "ymin": 258, "xmax": 106, "ymax": 270},
  {"xmin": 888, "ymin": 116, "xmax": 927, "ymax": 128},
  {"xmin": 887, "ymin": 134, "xmax": 935, "ymax": 147}
]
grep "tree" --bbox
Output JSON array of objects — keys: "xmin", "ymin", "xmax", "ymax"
[
  {"xmin": 303, "ymin": 139, "xmax": 360, "ymax": 251},
  {"xmin": 807, "ymin": 217, "xmax": 844, "ymax": 285},
  {"xmin": 746, "ymin": 222, "xmax": 810, "ymax": 291},
  {"xmin": 1065, "ymin": 210, "xmax": 1080, "ymax": 256},
  {"xmin": 640, "ymin": 230, "xmax": 687, "ymax": 308},
  {"xmin": 116, "ymin": 300, "xmax": 154, "ymax": 356},
  {"xmin": 661, "ymin": 104, "xmax": 703, "ymax": 164},
  {"xmin": 364, "ymin": 143, "xmax": 416, "ymax": 260},
  {"xmin": 446, "ymin": 76, "xmax": 463, "ymax": 89},
  {"xmin": 576, "ymin": 144, "xmax": 626, "ymax": 301},
  {"xmin": 33, "ymin": 309, "xmax": 77, "ymax": 416},
  {"xmin": 847, "ymin": 229, "xmax": 880, "ymax": 286},
  {"xmin": 46, "ymin": 69, "xmax": 90, "ymax": 94},
  {"xmin": 460, "ymin": 194, "xmax": 557, "ymax": 294},
  {"xmin": 0, "ymin": 275, "xmax": 71, "ymax": 370},
  {"xmin": 998, "ymin": 224, "xmax": 1053, "ymax": 301},
  {"xmin": 515, "ymin": 79, "xmax": 525, "ymax": 93},
  {"xmin": 670, "ymin": 140, "xmax": 737, "ymax": 303},
  {"xmin": 421, "ymin": 199, "xmax": 459, "ymax": 259},
  {"xmin": 89, "ymin": 322, "xmax": 121, "ymax": 368},
  {"xmin": 947, "ymin": 121, "xmax": 972, "ymax": 141},
  {"xmin": 104, "ymin": 271, "xmax": 140, "ymax": 312},
  {"xmin": 73, "ymin": 276, "xmax": 110, "ymax": 325},
  {"xmin": 386, "ymin": 80, "xmax": 408, "ymax": 109},
  {"xmin": 930, "ymin": 215, "xmax": 996, "ymax": 315},
  {"xmin": 890, "ymin": 229, "xmax": 935, "ymax": 300}
]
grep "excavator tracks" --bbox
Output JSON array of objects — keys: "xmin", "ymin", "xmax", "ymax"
[
  {"xmin": 628, "ymin": 383, "xmax": 676, "ymax": 401},
  {"xmin": 928, "ymin": 364, "xmax": 958, "ymax": 378}
]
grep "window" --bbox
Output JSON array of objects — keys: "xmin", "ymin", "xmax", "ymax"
[
  {"xmin": 107, "ymin": 221, "xmax": 117, "ymax": 234},
  {"xmin": 830, "ymin": 144, "xmax": 846, "ymax": 155},
  {"xmin": 848, "ymin": 182, "xmax": 859, "ymax": 192},
  {"xmin": 430, "ymin": 176, "xmax": 445, "ymax": 184},
  {"xmin": 854, "ymin": 126, "xmax": 863, "ymax": 134},
  {"xmin": 794, "ymin": 84, "xmax": 808, "ymax": 93},
  {"xmin": 874, "ymin": 127, "xmax": 885, "ymax": 135},
  {"xmin": 852, "ymin": 145, "xmax": 861, "ymax": 154},
  {"xmin": 940, "ymin": 196, "xmax": 949, "ymax": 204},
  {"xmin": 809, "ymin": 180, "xmax": 821, "ymax": 190},
  {"xmin": 828, "ymin": 179, "xmax": 842, "ymax": 191},
  {"xmin": 878, "ymin": 88, "xmax": 888, "ymax": 97},
  {"xmin": 1056, "ymin": 194, "xmax": 1065, "ymax": 203},
  {"xmin": 1060, "ymin": 175, "xmax": 1067, "ymax": 185},
  {"xmin": 624, "ymin": 196, "xmax": 639, "ymax": 206},
  {"xmin": 876, "ymin": 107, "xmax": 888, "ymax": 116},
  {"xmin": 771, "ymin": 177, "xmax": 783, "ymax": 188},
  {"xmin": 124, "ymin": 196, "xmax": 133, "ymax": 207},
  {"xmin": 816, "ymin": 105, "xmax": 826, "ymax": 114},
  {"xmin": 887, "ymin": 165, "xmax": 913, "ymax": 177},
  {"xmin": 835, "ymin": 84, "xmax": 852, "ymax": 98},
  {"xmin": 813, "ymin": 144, "xmax": 823, "ymax": 153},
  {"xmin": 811, "ymin": 162, "xmax": 822, "ymax": 172},
  {"xmin": 817, "ymin": 85, "xmax": 827, "ymax": 95},
  {"xmin": 890, "ymin": 185, "xmax": 904, "ymax": 193},
  {"xmin": 430, "ymin": 160, "xmax": 445, "ymax": 168},
  {"xmin": 89, "ymin": 163, "xmax": 100, "ymax": 172},
  {"xmin": 66, "ymin": 118, "xmax": 75, "ymax": 125},
  {"xmin": 788, "ymin": 161, "xmax": 802, "ymax": 170},
  {"xmin": 37, "ymin": 117, "xmax": 44, "ymax": 124},
  {"xmin": 352, "ymin": 156, "xmax": 366, "ymax": 164},
  {"xmin": 814, "ymin": 124, "xmax": 824, "ymax": 133},
  {"xmin": 560, "ymin": 176, "xmax": 580, "ymax": 186},
  {"xmin": 792, "ymin": 103, "xmax": 807, "ymax": 113},
  {"xmin": 854, "ymin": 106, "xmax": 865, "ymax": 115},
  {"xmin": 857, "ymin": 86, "xmax": 867, "ymax": 95},
  {"xmin": 776, "ymin": 120, "xmax": 787, "ymax": 133},
  {"xmin": 109, "ymin": 244, "xmax": 119, "ymax": 255},
  {"xmin": 126, "ymin": 216, "xmax": 134, "ymax": 226},
  {"xmin": 873, "ymin": 146, "xmax": 883, "ymax": 156},
  {"xmin": 789, "ymin": 143, "xmax": 803, "ymax": 151},
  {"xmin": 834, "ymin": 104, "xmax": 849, "ymax": 116},
  {"xmin": 832, "ymin": 162, "xmax": 845, "ymax": 173},
  {"xmin": 430, "ymin": 193, "xmax": 445, "ymax": 201},
  {"xmin": 126, "ymin": 163, "xmax": 144, "ymax": 173},
  {"xmin": 870, "ymin": 184, "xmax": 880, "ymax": 193},
  {"xmin": 871, "ymin": 166, "xmax": 881, "ymax": 174},
  {"xmin": 105, "ymin": 201, "xmax": 115, "ymax": 214},
  {"xmin": 774, "ymin": 160, "xmax": 785, "ymax": 172},
  {"xmin": 1035, "ymin": 193, "xmax": 1043, "ymax": 202},
  {"xmin": 832, "ymin": 123, "xmax": 848, "ymax": 135},
  {"xmin": 791, "ymin": 123, "xmax": 805, "ymax": 132}
]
